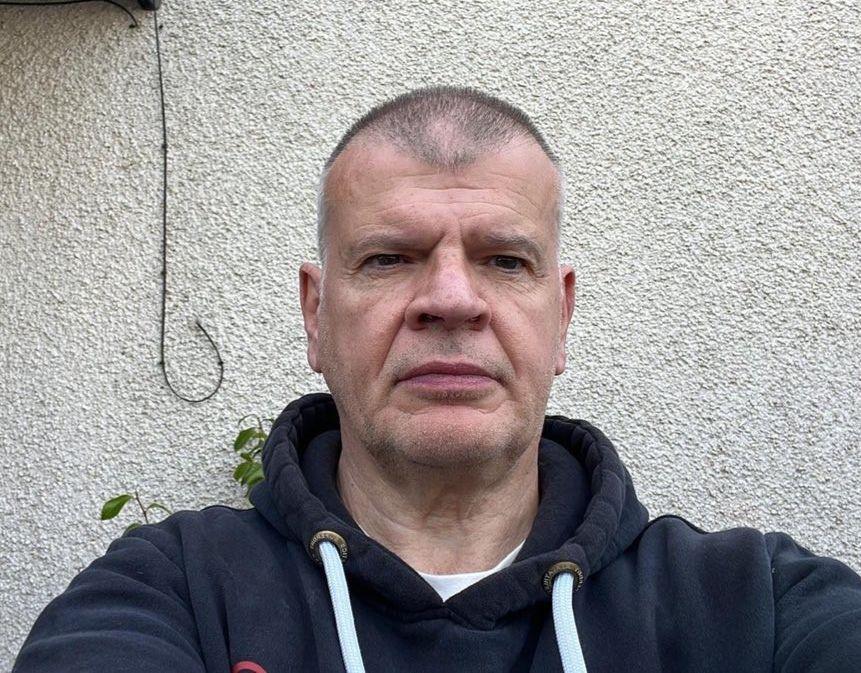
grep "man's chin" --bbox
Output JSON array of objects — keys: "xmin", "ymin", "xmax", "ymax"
[{"xmin": 380, "ymin": 406, "xmax": 521, "ymax": 467}]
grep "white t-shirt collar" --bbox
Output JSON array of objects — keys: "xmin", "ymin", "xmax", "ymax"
[{"xmin": 416, "ymin": 539, "xmax": 527, "ymax": 602}]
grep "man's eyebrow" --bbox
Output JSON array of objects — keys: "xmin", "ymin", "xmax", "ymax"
[
  {"xmin": 344, "ymin": 232, "xmax": 418, "ymax": 260},
  {"xmin": 475, "ymin": 232, "xmax": 546, "ymax": 261}
]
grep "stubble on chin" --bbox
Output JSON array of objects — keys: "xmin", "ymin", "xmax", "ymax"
[{"xmin": 345, "ymin": 404, "xmax": 541, "ymax": 485}]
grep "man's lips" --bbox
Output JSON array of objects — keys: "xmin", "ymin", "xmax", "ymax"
[
  {"xmin": 396, "ymin": 362, "xmax": 499, "ymax": 397},
  {"xmin": 398, "ymin": 361, "xmax": 496, "ymax": 382}
]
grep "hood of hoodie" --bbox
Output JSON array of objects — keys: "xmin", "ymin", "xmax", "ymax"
[{"xmin": 250, "ymin": 392, "xmax": 650, "ymax": 630}]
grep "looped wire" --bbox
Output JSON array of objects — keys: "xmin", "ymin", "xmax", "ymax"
[{"xmin": 154, "ymin": 9, "xmax": 223, "ymax": 403}]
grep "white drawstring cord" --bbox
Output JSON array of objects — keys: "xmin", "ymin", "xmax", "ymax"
[
  {"xmin": 551, "ymin": 571, "xmax": 589, "ymax": 673},
  {"xmin": 319, "ymin": 539, "xmax": 367, "ymax": 673},
  {"xmin": 319, "ymin": 533, "xmax": 586, "ymax": 673}
]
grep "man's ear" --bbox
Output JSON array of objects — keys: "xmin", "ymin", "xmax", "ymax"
[
  {"xmin": 554, "ymin": 265, "xmax": 576, "ymax": 375},
  {"xmin": 299, "ymin": 262, "xmax": 323, "ymax": 373}
]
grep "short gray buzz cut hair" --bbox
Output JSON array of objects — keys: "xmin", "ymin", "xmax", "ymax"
[{"xmin": 315, "ymin": 85, "xmax": 565, "ymax": 263}]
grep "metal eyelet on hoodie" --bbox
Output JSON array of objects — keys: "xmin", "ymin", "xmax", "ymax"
[
  {"xmin": 543, "ymin": 561, "xmax": 584, "ymax": 594},
  {"xmin": 309, "ymin": 530, "xmax": 349, "ymax": 565}
]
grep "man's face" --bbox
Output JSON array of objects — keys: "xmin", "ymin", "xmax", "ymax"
[{"xmin": 300, "ymin": 136, "xmax": 575, "ymax": 473}]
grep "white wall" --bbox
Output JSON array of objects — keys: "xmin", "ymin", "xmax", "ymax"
[{"xmin": 1, "ymin": 1, "xmax": 859, "ymax": 666}]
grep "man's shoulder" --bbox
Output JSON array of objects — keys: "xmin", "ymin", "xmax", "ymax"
[
  {"xmin": 633, "ymin": 513, "xmax": 855, "ymax": 573},
  {"xmin": 112, "ymin": 502, "xmax": 299, "ymax": 573},
  {"xmin": 132, "ymin": 502, "xmax": 266, "ymax": 537},
  {"xmin": 639, "ymin": 513, "xmax": 765, "ymax": 541}
]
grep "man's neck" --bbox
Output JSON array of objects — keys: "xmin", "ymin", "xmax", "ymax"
[{"xmin": 336, "ymin": 440, "xmax": 539, "ymax": 575}]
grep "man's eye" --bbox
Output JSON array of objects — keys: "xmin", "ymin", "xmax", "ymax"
[
  {"xmin": 366, "ymin": 254, "xmax": 403, "ymax": 268},
  {"xmin": 491, "ymin": 256, "xmax": 525, "ymax": 272}
]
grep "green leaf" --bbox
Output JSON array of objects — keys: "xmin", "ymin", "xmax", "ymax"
[
  {"xmin": 233, "ymin": 462, "xmax": 252, "ymax": 482},
  {"xmin": 124, "ymin": 522, "xmax": 142, "ymax": 533},
  {"xmin": 100, "ymin": 494, "xmax": 134, "ymax": 520},
  {"xmin": 233, "ymin": 427, "xmax": 257, "ymax": 452},
  {"xmin": 244, "ymin": 463, "xmax": 264, "ymax": 487}
]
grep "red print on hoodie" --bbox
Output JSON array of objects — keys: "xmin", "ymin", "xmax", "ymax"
[{"xmin": 231, "ymin": 662, "xmax": 267, "ymax": 673}]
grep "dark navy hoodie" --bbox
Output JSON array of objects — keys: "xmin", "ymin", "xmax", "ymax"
[{"xmin": 13, "ymin": 393, "xmax": 861, "ymax": 671}]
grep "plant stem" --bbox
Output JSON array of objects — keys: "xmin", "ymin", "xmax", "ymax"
[{"xmin": 134, "ymin": 491, "xmax": 150, "ymax": 524}]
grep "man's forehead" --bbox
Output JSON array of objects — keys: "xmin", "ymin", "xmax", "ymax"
[
  {"xmin": 324, "ymin": 135, "xmax": 559, "ymax": 228},
  {"xmin": 326, "ymin": 139, "xmax": 436, "ymax": 201}
]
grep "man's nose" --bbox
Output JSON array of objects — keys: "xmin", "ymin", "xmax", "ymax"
[{"xmin": 404, "ymin": 255, "xmax": 491, "ymax": 331}]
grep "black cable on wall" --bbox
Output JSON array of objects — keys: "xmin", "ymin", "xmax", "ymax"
[
  {"xmin": 2, "ymin": 1, "xmax": 226, "ymax": 403},
  {"xmin": 152, "ymin": 9, "xmax": 225, "ymax": 403}
]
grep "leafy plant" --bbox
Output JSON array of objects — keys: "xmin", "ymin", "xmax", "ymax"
[
  {"xmin": 100, "ymin": 414, "xmax": 273, "ymax": 531},
  {"xmin": 231, "ymin": 414, "xmax": 273, "ymax": 497},
  {"xmin": 100, "ymin": 492, "xmax": 172, "ymax": 533}
]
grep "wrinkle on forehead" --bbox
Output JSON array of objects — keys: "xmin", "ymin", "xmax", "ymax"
[{"xmin": 325, "ymin": 137, "xmax": 560, "ymax": 241}]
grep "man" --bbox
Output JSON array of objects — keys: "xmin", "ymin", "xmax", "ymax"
[{"xmin": 14, "ymin": 86, "xmax": 861, "ymax": 672}]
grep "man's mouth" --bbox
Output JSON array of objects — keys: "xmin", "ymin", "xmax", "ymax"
[{"xmin": 398, "ymin": 361, "xmax": 498, "ymax": 395}]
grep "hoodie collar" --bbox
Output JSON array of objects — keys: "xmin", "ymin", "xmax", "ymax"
[{"xmin": 251, "ymin": 392, "xmax": 649, "ymax": 629}]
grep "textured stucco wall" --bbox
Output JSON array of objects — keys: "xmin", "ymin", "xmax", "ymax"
[{"xmin": 1, "ymin": 1, "xmax": 859, "ymax": 666}]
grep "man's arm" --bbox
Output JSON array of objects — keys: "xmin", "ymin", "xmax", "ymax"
[
  {"xmin": 13, "ymin": 523, "xmax": 206, "ymax": 672},
  {"xmin": 768, "ymin": 531, "xmax": 861, "ymax": 672}
]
